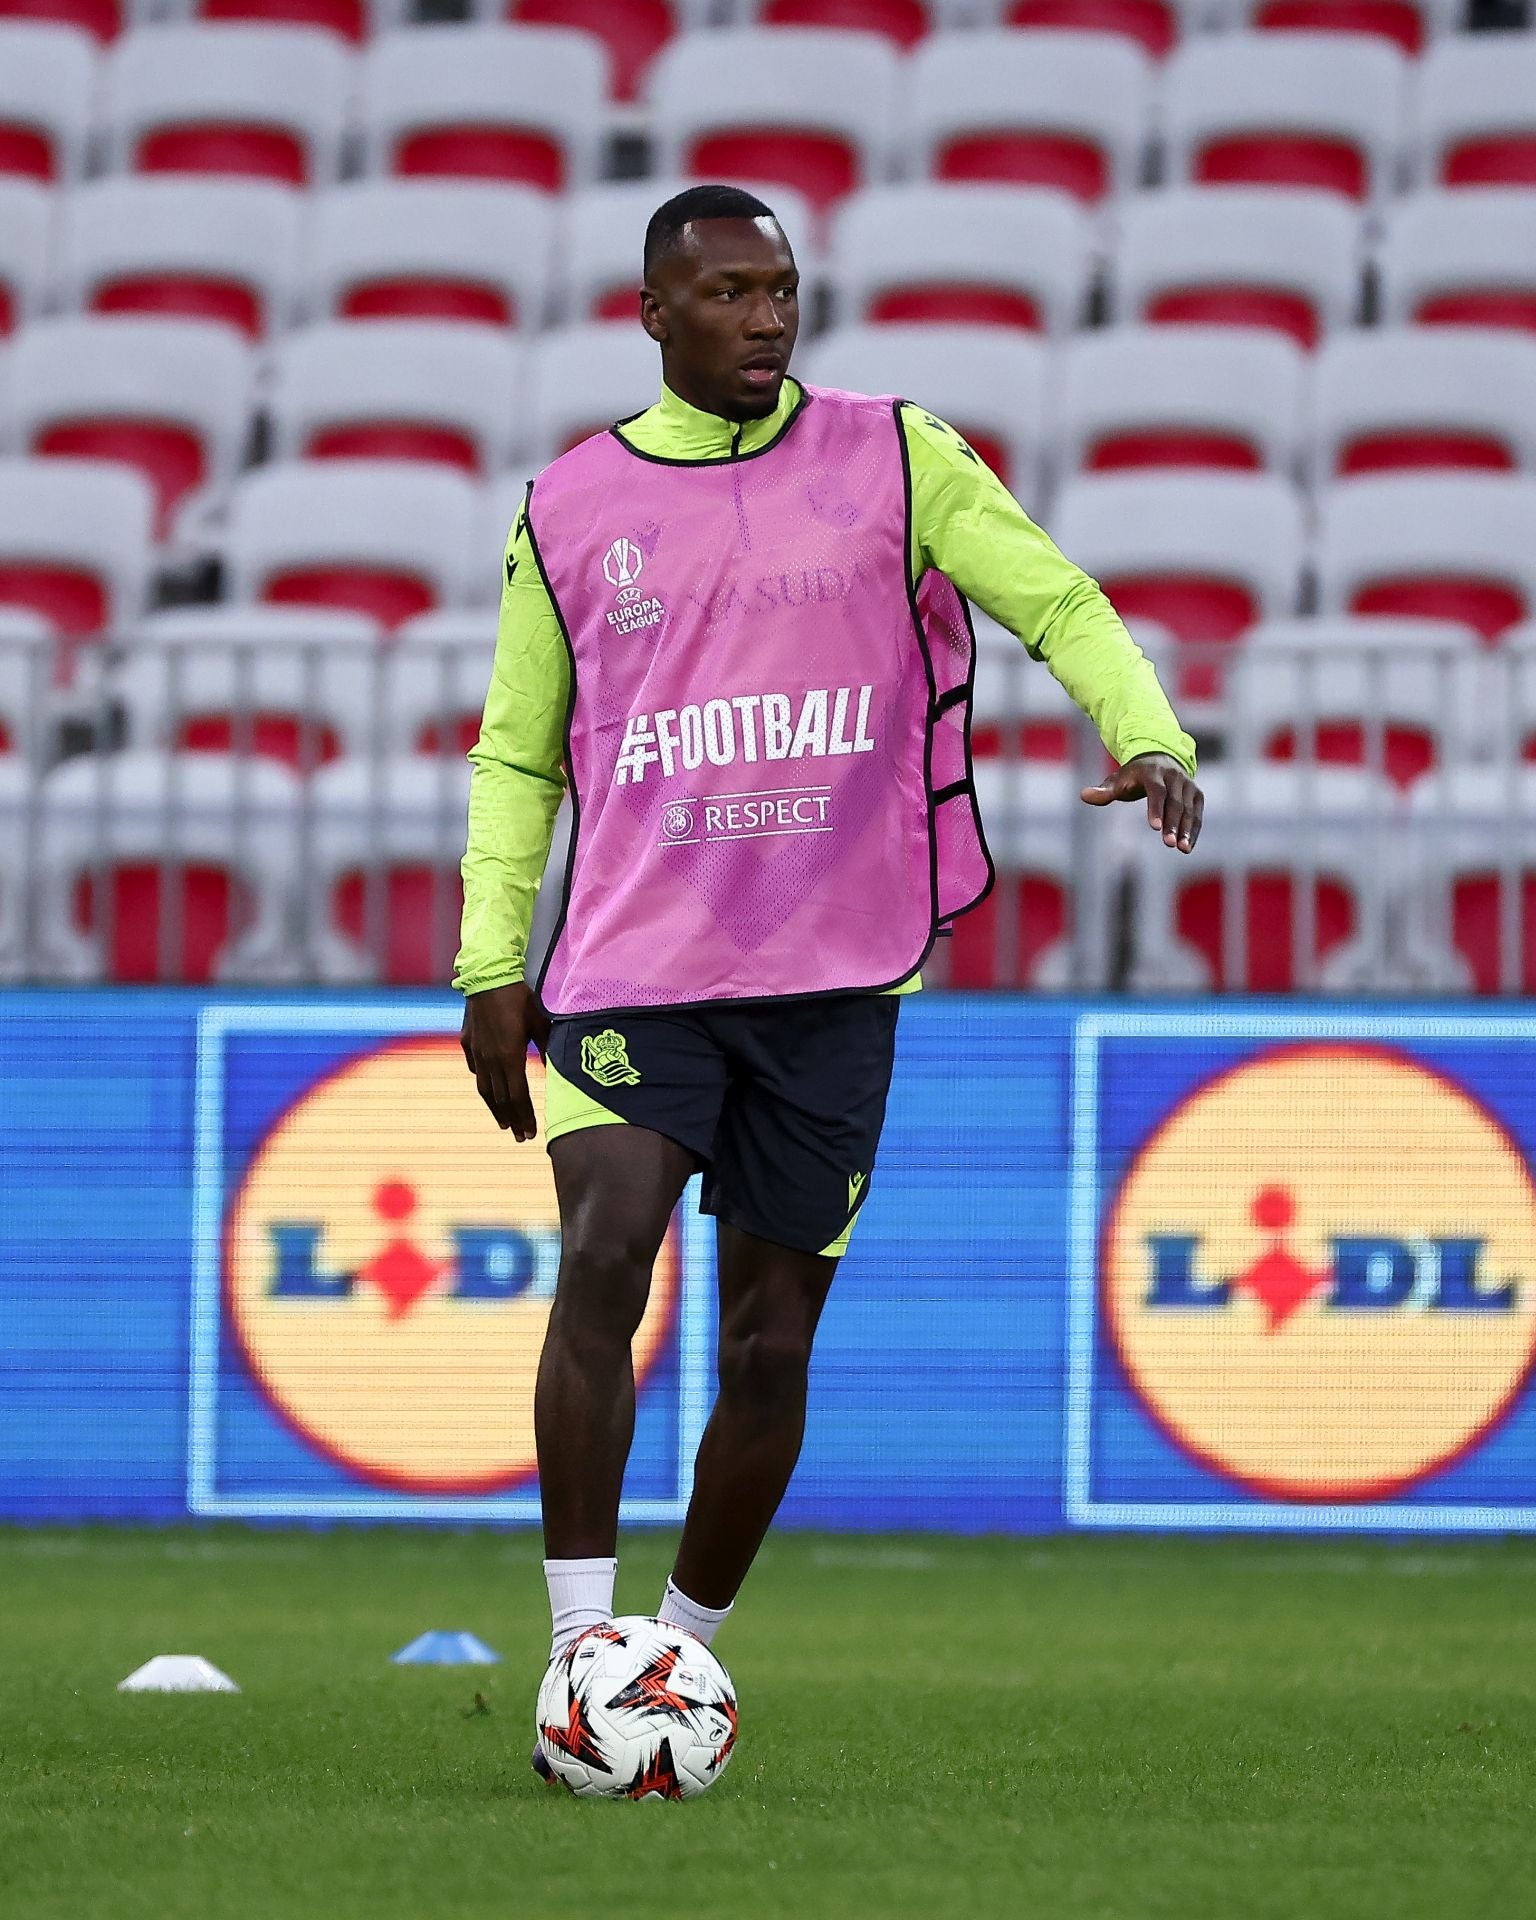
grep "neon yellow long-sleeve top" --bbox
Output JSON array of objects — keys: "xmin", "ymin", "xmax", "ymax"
[{"xmin": 454, "ymin": 377, "xmax": 1197, "ymax": 998}]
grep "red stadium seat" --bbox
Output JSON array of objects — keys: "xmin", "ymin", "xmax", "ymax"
[
  {"xmin": 196, "ymin": 0, "xmax": 372, "ymax": 43},
  {"xmin": 939, "ymin": 763, "xmax": 1089, "ymax": 987},
  {"xmin": 334, "ymin": 866, "xmax": 465, "ymax": 983},
  {"xmin": 1251, "ymin": 0, "xmax": 1423, "ymax": 57},
  {"xmin": 1379, "ymin": 195, "xmax": 1536, "ymax": 336},
  {"xmin": 0, "ymin": 22, "xmax": 97, "ymax": 182},
  {"xmin": 1414, "ymin": 38, "xmax": 1536, "ymax": 192},
  {"xmin": 0, "ymin": 457, "xmax": 153, "ymax": 647},
  {"xmin": 1003, "ymin": 0, "xmax": 1175, "ymax": 61},
  {"xmin": 502, "ymin": 0, "xmax": 685, "ymax": 103},
  {"xmin": 0, "ymin": 0, "xmax": 119, "ymax": 42}
]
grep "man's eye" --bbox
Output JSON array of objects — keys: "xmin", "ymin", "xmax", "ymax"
[
  {"xmin": 717, "ymin": 288, "xmax": 738, "ymax": 300},
  {"xmin": 779, "ymin": 287, "xmax": 798, "ymax": 299}
]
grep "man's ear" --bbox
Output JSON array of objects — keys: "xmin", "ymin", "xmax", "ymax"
[{"xmin": 640, "ymin": 288, "xmax": 666, "ymax": 345}]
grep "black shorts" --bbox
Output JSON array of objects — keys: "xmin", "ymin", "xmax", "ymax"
[{"xmin": 543, "ymin": 996, "xmax": 901, "ymax": 1256}]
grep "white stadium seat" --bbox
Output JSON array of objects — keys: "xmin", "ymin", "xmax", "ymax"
[
  {"xmin": 6, "ymin": 317, "xmax": 256, "ymax": 541},
  {"xmin": 0, "ymin": 23, "xmax": 98, "ymax": 185},
  {"xmin": 1316, "ymin": 474, "xmax": 1536, "ymax": 640},
  {"xmin": 57, "ymin": 176, "xmax": 303, "ymax": 340},
  {"xmin": 1109, "ymin": 186, "xmax": 1364, "ymax": 349},
  {"xmin": 1055, "ymin": 325, "xmax": 1308, "ymax": 479},
  {"xmin": 378, "ymin": 641, "xmax": 502, "ymax": 757},
  {"xmin": 304, "ymin": 180, "xmax": 554, "ymax": 330},
  {"xmin": 800, "ymin": 324, "xmax": 1049, "ymax": 504},
  {"xmin": 110, "ymin": 634, "xmax": 380, "ymax": 769},
  {"xmin": 305, "ymin": 754, "xmax": 471, "ymax": 982},
  {"xmin": 826, "ymin": 184, "xmax": 1094, "ymax": 336},
  {"xmin": 905, "ymin": 31, "xmax": 1154, "ymax": 205},
  {"xmin": 525, "ymin": 323, "xmax": 661, "ymax": 466},
  {"xmin": 0, "ymin": 178, "xmax": 52, "ymax": 335},
  {"xmin": 1411, "ymin": 35, "xmax": 1536, "ymax": 193},
  {"xmin": 557, "ymin": 178, "xmax": 818, "ymax": 325},
  {"xmin": 0, "ymin": 455, "xmax": 154, "ymax": 643},
  {"xmin": 1402, "ymin": 765, "xmax": 1536, "ymax": 993},
  {"xmin": 1161, "ymin": 31, "xmax": 1408, "ymax": 205},
  {"xmin": 479, "ymin": 0, "xmax": 716, "ymax": 104},
  {"xmin": 223, "ymin": 459, "xmax": 482, "ymax": 627},
  {"xmin": 0, "ymin": 615, "xmax": 52, "ymax": 761},
  {"xmin": 1310, "ymin": 328, "xmax": 1536, "ymax": 484},
  {"xmin": 1377, "ymin": 189, "xmax": 1536, "ymax": 334},
  {"xmin": 1049, "ymin": 470, "xmax": 1307, "ymax": 657},
  {"xmin": 269, "ymin": 322, "xmax": 523, "ymax": 476},
  {"xmin": 648, "ymin": 29, "xmax": 901, "ymax": 213},
  {"xmin": 1230, "ymin": 0, "xmax": 1459, "ymax": 55},
  {"xmin": 102, "ymin": 25, "xmax": 355, "ymax": 187},
  {"xmin": 1228, "ymin": 616, "xmax": 1488, "ymax": 790},
  {"xmin": 359, "ymin": 25, "xmax": 608, "ymax": 192},
  {"xmin": 967, "ymin": 609, "xmax": 1086, "ymax": 763},
  {"xmin": 1128, "ymin": 763, "xmax": 1404, "ymax": 993},
  {"xmin": 35, "ymin": 748, "xmax": 304, "ymax": 984}
]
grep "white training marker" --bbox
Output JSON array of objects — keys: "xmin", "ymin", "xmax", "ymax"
[{"xmin": 117, "ymin": 1655, "xmax": 240, "ymax": 1694}]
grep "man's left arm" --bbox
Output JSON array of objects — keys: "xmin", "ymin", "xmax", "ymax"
[{"xmin": 900, "ymin": 405, "xmax": 1203, "ymax": 853}]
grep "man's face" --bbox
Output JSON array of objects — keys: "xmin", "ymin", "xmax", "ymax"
[{"xmin": 641, "ymin": 216, "xmax": 800, "ymax": 422}]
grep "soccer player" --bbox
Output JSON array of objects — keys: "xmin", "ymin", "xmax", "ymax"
[{"xmin": 456, "ymin": 185, "xmax": 1202, "ymax": 1767}]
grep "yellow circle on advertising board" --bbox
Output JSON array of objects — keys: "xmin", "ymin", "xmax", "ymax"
[
  {"xmin": 1103, "ymin": 1044, "xmax": 1536, "ymax": 1500},
  {"xmin": 224, "ymin": 1037, "xmax": 677, "ymax": 1491}
]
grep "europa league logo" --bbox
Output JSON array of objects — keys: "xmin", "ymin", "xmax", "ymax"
[{"xmin": 603, "ymin": 538, "xmax": 644, "ymax": 590}]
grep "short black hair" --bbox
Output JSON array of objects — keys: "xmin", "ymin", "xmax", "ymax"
[{"xmin": 643, "ymin": 184, "xmax": 779, "ymax": 279}]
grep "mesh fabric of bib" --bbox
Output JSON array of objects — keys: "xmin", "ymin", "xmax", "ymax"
[{"xmin": 530, "ymin": 387, "xmax": 993, "ymax": 1014}]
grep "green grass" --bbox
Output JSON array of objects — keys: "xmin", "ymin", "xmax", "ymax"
[{"xmin": 2, "ymin": 1529, "xmax": 1535, "ymax": 1919}]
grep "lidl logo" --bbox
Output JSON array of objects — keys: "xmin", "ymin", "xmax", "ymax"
[
  {"xmin": 1102, "ymin": 1043, "xmax": 1536, "ymax": 1501},
  {"xmin": 222, "ymin": 1036, "xmax": 677, "ymax": 1492}
]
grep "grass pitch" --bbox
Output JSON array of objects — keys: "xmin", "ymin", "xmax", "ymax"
[{"xmin": 3, "ymin": 1528, "xmax": 1534, "ymax": 1920}]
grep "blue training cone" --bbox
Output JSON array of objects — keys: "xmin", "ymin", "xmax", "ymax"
[{"xmin": 391, "ymin": 1631, "xmax": 502, "ymax": 1666}]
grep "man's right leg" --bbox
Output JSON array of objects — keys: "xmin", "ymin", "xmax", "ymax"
[{"xmin": 537, "ymin": 1123, "xmax": 698, "ymax": 1573}]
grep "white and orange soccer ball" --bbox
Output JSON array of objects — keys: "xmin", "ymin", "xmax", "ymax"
[{"xmin": 535, "ymin": 1616, "xmax": 738, "ymax": 1800}]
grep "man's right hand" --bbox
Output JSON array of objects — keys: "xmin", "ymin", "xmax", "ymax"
[{"xmin": 460, "ymin": 982, "xmax": 551, "ymax": 1142}]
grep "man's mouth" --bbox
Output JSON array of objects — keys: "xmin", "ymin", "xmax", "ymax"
[{"xmin": 739, "ymin": 357, "xmax": 783, "ymax": 387}]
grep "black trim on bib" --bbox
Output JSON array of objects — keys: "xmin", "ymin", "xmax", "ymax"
[
  {"xmin": 607, "ymin": 384, "xmax": 812, "ymax": 468},
  {"xmin": 522, "ymin": 483, "xmax": 583, "ymax": 1013}
]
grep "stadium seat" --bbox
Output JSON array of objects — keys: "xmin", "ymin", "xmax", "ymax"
[
  {"xmin": 1316, "ymin": 474, "xmax": 1536, "ymax": 640},
  {"xmin": 101, "ymin": 24, "xmax": 354, "ymax": 187},
  {"xmin": 1235, "ymin": 0, "xmax": 1459, "ymax": 60},
  {"xmin": 1048, "ymin": 471, "xmax": 1306, "ymax": 696},
  {"xmin": 1055, "ymin": 325, "xmax": 1307, "ymax": 477},
  {"xmin": 905, "ymin": 31, "xmax": 1154, "ymax": 204},
  {"xmin": 223, "ymin": 459, "xmax": 481, "ymax": 627},
  {"xmin": 941, "ymin": 760, "xmax": 1093, "ymax": 988},
  {"xmin": 1412, "ymin": 36, "xmax": 1536, "ymax": 192},
  {"xmin": 0, "ymin": 455, "xmax": 153, "ymax": 645},
  {"xmin": 306, "ymin": 754, "xmax": 470, "ymax": 982},
  {"xmin": 359, "ymin": 25, "xmax": 607, "ymax": 191},
  {"xmin": 1161, "ymin": 31, "xmax": 1407, "ymax": 205},
  {"xmin": 1229, "ymin": 616, "xmax": 1487, "ymax": 790},
  {"xmin": 557, "ymin": 178, "xmax": 818, "ymax": 324},
  {"xmin": 486, "ymin": 0, "xmax": 714, "ymax": 104},
  {"xmin": 269, "ymin": 322, "xmax": 522, "ymax": 475},
  {"xmin": 304, "ymin": 180, "xmax": 554, "ymax": 328},
  {"xmin": 57, "ymin": 176, "xmax": 303, "ymax": 340},
  {"xmin": 35, "ymin": 747, "xmax": 303, "ymax": 983},
  {"xmin": 0, "ymin": 178, "xmax": 51, "ymax": 334},
  {"xmin": 826, "ymin": 184, "xmax": 1093, "ymax": 335},
  {"xmin": 7, "ymin": 316, "xmax": 256, "ymax": 540},
  {"xmin": 1128, "ymin": 762, "xmax": 1403, "ymax": 991},
  {"xmin": 967, "ymin": 609, "xmax": 1089, "ymax": 762},
  {"xmin": 801, "ymin": 324, "xmax": 1049, "ymax": 500},
  {"xmin": 378, "ymin": 639, "xmax": 500, "ymax": 756},
  {"xmin": 110, "ymin": 628, "xmax": 379, "ymax": 769},
  {"xmin": 1377, "ymin": 189, "xmax": 1536, "ymax": 334},
  {"xmin": 1310, "ymin": 328, "xmax": 1536, "ymax": 482},
  {"xmin": 155, "ymin": 0, "xmax": 410, "ymax": 45},
  {"xmin": 0, "ymin": 612, "xmax": 51, "ymax": 757},
  {"xmin": 648, "ymin": 29, "xmax": 901, "ymax": 214},
  {"xmin": 1109, "ymin": 186, "xmax": 1364, "ymax": 349},
  {"xmin": 979, "ymin": 0, "xmax": 1196, "ymax": 60},
  {"xmin": 0, "ymin": 22, "xmax": 98, "ymax": 182},
  {"xmin": 525, "ymin": 323, "xmax": 662, "ymax": 464},
  {"xmin": 1402, "ymin": 765, "xmax": 1536, "ymax": 992}
]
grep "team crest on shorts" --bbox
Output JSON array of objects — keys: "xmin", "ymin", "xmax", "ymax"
[{"xmin": 581, "ymin": 1029, "xmax": 641, "ymax": 1088}]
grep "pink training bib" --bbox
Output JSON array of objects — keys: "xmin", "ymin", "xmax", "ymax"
[{"xmin": 529, "ymin": 386, "xmax": 992, "ymax": 1014}]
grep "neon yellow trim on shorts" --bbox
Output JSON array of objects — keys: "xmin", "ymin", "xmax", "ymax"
[{"xmin": 543, "ymin": 1059, "xmax": 629, "ymax": 1145}]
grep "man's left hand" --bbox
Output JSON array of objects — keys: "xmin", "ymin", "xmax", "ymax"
[{"xmin": 1079, "ymin": 752, "xmax": 1204, "ymax": 854}]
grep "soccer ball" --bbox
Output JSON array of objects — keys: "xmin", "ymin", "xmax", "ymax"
[{"xmin": 535, "ymin": 1616, "xmax": 738, "ymax": 1800}]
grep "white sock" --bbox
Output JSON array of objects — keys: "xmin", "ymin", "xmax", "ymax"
[
  {"xmin": 544, "ymin": 1555, "xmax": 617, "ymax": 1663},
  {"xmin": 656, "ymin": 1577, "xmax": 732, "ymax": 1647}
]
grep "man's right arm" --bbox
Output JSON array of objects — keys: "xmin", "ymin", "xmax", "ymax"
[{"xmin": 453, "ymin": 498, "xmax": 570, "ymax": 998}]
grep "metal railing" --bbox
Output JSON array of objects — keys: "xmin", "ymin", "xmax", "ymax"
[{"xmin": 2, "ymin": 626, "xmax": 1534, "ymax": 993}]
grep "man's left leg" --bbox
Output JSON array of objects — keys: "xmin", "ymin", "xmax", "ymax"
[{"xmin": 667, "ymin": 1221, "xmax": 838, "ymax": 1617}]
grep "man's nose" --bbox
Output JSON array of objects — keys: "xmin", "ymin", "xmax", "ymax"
[{"xmin": 744, "ymin": 292, "xmax": 785, "ymax": 336}]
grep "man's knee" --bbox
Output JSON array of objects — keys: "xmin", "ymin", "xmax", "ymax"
[
  {"xmin": 716, "ymin": 1321, "xmax": 814, "ymax": 1411},
  {"xmin": 552, "ymin": 1233, "xmax": 657, "ymax": 1346}
]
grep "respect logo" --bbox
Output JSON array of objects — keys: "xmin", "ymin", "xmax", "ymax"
[
  {"xmin": 1102, "ymin": 1044, "xmax": 1536, "ymax": 1501},
  {"xmin": 222, "ymin": 1037, "xmax": 676, "ymax": 1491}
]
